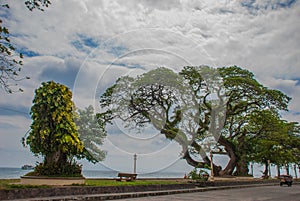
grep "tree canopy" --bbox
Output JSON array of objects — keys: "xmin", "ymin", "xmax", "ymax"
[
  {"xmin": 247, "ymin": 110, "xmax": 300, "ymax": 176},
  {"xmin": 26, "ymin": 81, "xmax": 91, "ymax": 176},
  {"xmin": 216, "ymin": 66, "xmax": 291, "ymax": 175},
  {"xmin": 98, "ymin": 66, "xmax": 226, "ymax": 175},
  {"xmin": 98, "ymin": 66, "xmax": 299, "ymax": 176},
  {"xmin": 75, "ymin": 105, "xmax": 107, "ymax": 163}
]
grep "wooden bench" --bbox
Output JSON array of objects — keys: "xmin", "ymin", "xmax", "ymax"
[{"xmin": 116, "ymin": 173, "xmax": 137, "ymax": 181}]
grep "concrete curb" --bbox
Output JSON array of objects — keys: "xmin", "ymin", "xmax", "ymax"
[{"xmin": 4, "ymin": 182, "xmax": 289, "ymax": 201}]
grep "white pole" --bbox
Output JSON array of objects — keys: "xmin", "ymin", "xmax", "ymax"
[
  {"xmin": 134, "ymin": 154, "xmax": 137, "ymax": 174},
  {"xmin": 210, "ymin": 150, "xmax": 214, "ymax": 181}
]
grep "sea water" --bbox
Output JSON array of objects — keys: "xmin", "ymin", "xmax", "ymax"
[
  {"xmin": 0, "ymin": 167, "xmax": 33, "ymax": 179},
  {"xmin": 0, "ymin": 167, "xmax": 186, "ymax": 179}
]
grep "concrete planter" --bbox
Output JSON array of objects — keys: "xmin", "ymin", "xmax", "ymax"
[{"xmin": 20, "ymin": 176, "xmax": 85, "ymax": 186}]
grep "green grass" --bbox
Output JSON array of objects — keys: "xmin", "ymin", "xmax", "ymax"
[
  {"xmin": 85, "ymin": 179, "xmax": 186, "ymax": 186},
  {"xmin": 0, "ymin": 179, "xmax": 21, "ymax": 189},
  {"xmin": 0, "ymin": 179, "xmax": 50, "ymax": 189},
  {"xmin": 0, "ymin": 179, "xmax": 187, "ymax": 190}
]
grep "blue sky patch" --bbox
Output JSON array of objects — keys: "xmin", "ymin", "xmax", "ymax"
[
  {"xmin": 0, "ymin": 105, "xmax": 30, "ymax": 118},
  {"xmin": 19, "ymin": 48, "xmax": 40, "ymax": 57},
  {"xmin": 295, "ymin": 78, "xmax": 300, "ymax": 86},
  {"xmin": 106, "ymin": 45, "xmax": 128, "ymax": 57},
  {"xmin": 71, "ymin": 40, "xmax": 85, "ymax": 52},
  {"xmin": 241, "ymin": 0, "xmax": 297, "ymax": 13},
  {"xmin": 81, "ymin": 35, "xmax": 99, "ymax": 48},
  {"xmin": 102, "ymin": 40, "xmax": 128, "ymax": 57},
  {"xmin": 219, "ymin": 8, "xmax": 235, "ymax": 14},
  {"xmin": 0, "ymin": 6, "xmax": 11, "ymax": 20},
  {"xmin": 40, "ymin": 64, "xmax": 80, "ymax": 88},
  {"xmin": 241, "ymin": 0, "xmax": 258, "ymax": 10},
  {"xmin": 112, "ymin": 62, "xmax": 144, "ymax": 69},
  {"xmin": 71, "ymin": 34, "xmax": 99, "ymax": 53},
  {"xmin": 293, "ymin": 111, "xmax": 300, "ymax": 115}
]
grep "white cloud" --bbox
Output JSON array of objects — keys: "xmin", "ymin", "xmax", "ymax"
[
  {"xmin": 1, "ymin": 0, "xmax": 299, "ymax": 171},
  {"xmin": 100, "ymin": 134, "xmax": 186, "ymax": 173}
]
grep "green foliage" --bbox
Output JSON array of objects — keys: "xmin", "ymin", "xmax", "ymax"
[
  {"xmin": 0, "ymin": 1, "xmax": 51, "ymax": 93},
  {"xmin": 75, "ymin": 105, "xmax": 107, "ymax": 163},
  {"xmin": 26, "ymin": 81, "xmax": 84, "ymax": 176},
  {"xmin": 214, "ymin": 66, "xmax": 292, "ymax": 175},
  {"xmin": 188, "ymin": 168, "xmax": 209, "ymax": 181},
  {"xmin": 28, "ymin": 162, "xmax": 82, "ymax": 177},
  {"xmin": 98, "ymin": 66, "xmax": 224, "ymax": 172},
  {"xmin": 98, "ymin": 65, "xmax": 298, "ymax": 177},
  {"xmin": 0, "ymin": 18, "xmax": 26, "ymax": 93},
  {"xmin": 247, "ymin": 110, "xmax": 300, "ymax": 167},
  {"xmin": 27, "ymin": 81, "xmax": 83, "ymax": 155}
]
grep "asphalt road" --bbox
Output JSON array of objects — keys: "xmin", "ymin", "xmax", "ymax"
[{"xmin": 118, "ymin": 185, "xmax": 300, "ymax": 201}]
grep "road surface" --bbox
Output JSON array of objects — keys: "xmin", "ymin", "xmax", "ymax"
[{"xmin": 119, "ymin": 185, "xmax": 300, "ymax": 201}]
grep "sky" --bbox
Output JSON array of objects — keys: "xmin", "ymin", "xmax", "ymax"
[{"xmin": 0, "ymin": 0, "xmax": 300, "ymax": 176}]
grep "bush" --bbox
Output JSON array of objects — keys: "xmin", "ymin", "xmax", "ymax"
[
  {"xmin": 188, "ymin": 168, "xmax": 209, "ymax": 181},
  {"xmin": 26, "ymin": 162, "xmax": 82, "ymax": 177}
]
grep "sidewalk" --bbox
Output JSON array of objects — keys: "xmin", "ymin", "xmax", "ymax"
[{"xmin": 3, "ymin": 182, "xmax": 283, "ymax": 201}]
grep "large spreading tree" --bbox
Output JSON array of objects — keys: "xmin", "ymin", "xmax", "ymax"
[
  {"xmin": 98, "ymin": 66, "xmax": 225, "ymax": 175},
  {"xmin": 98, "ymin": 66, "xmax": 295, "ymax": 176}
]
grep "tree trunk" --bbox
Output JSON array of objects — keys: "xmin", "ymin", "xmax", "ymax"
[
  {"xmin": 45, "ymin": 149, "xmax": 67, "ymax": 167},
  {"xmin": 293, "ymin": 164, "xmax": 297, "ymax": 179},
  {"xmin": 235, "ymin": 159, "xmax": 249, "ymax": 176},
  {"xmin": 162, "ymin": 126, "xmax": 223, "ymax": 177},
  {"xmin": 235, "ymin": 132, "xmax": 249, "ymax": 176},
  {"xmin": 218, "ymin": 136, "xmax": 237, "ymax": 176},
  {"xmin": 277, "ymin": 165, "xmax": 281, "ymax": 177},
  {"xmin": 219, "ymin": 154, "xmax": 237, "ymax": 176},
  {"xmin": 285, "ymin": 164, "xmax": 290, "ymax": 175},
  {"xmin": 263, "ymin": 160, "xmax": 269, "ymax": 178},
  {"xmin": 182, "ymin": 150, "xmax": 221, "ymax": 176}
]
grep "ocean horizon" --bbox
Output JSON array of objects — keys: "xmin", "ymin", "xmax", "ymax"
[
  {"xmin": 1, "ymin": 164, "xmax": 297, "ymax": 179},
  {"xmin": 0, "ymin": 167, "xmax": 187, "ymax": 179}
]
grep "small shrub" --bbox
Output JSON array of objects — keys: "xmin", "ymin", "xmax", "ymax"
[{"xmin": 188, "ymin": 168, "xmax": 209, "ymax": 181}]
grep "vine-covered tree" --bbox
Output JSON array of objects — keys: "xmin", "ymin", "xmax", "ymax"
[{"xmin": 26, "ymin": 81, "xmax": 86, "ymax": 176}]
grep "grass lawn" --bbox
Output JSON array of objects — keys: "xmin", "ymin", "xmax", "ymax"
[
  {"xmin": 85, "ymin": 179, "xmax": 187, "ymax": 186},
  {"xmin": 0, "ymin": 179, "xmax": 50, "ymax": 189},
  {"xmin": 0, "ymin": 179, "xmax": 187, "ymax": 190},
  {"xmin": 0, "ymin": 179, "xmax": 21, "ymax": 189}
]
